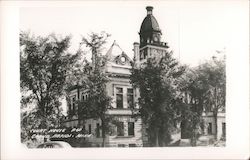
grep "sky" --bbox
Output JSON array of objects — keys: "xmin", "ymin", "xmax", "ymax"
[
  {"xmin": 19, "ymin": 0, "xmax": 248, "ymax": 115},
  {"xmin": 19, "ymin": 1, "xmax": 248, "ymax": 67}
]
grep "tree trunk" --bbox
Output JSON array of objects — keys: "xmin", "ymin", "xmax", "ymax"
[
  {"xmin": 214, "ymin": 111, "xmax": 218, "ymax": 140},
  {"xmin": 101, "ymin": 119, "xmax": 106, "ymax": 147},
  {"xmin": 77, "ymin": 87, "xmax": 81, "ymax": 127},
  {"xmin": 190, "ymin": 123, "xmax": 197, "ymax": 147},
  {"xmin": 155, "ymin": 128, "xmax": 159, "ymax": 147},
  {"xmin": 191, "ymin": 130, "xmax": 197, "ymax": 146},
  {"xmin": 214, "ymin": 87, "xmax": 218, "ymax": 140}
]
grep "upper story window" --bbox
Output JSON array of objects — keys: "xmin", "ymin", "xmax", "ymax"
[
  {"xmin": 71, "ymin": 95, "xmax": 77, "ymax": 114},
  {"xmin": 82, "ymin": 93, "xmax": 85, "ymax": 101},
  {"xmin": 69, "ymin": 103, "xmax": 72, "ymax": 114},
  {"xmin": 116, "ymin": 87, "xmax": 123, "ymax": 109},
  {"xmin": 127, "ymin": 88, "xmax": 134, "ymax": 109},
  {"xmin": 81, "ymin": 92, "xmax": 89, "ymax": 102}
]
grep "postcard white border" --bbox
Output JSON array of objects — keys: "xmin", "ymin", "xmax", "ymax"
[{"xmin": 1, "ymin": 1, "xmax": 249, "ymax": 159}]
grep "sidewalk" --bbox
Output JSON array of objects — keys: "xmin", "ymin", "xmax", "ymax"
[{"xmin": 179, "ymin": 135, "xmax": 225, "ymax": 147}]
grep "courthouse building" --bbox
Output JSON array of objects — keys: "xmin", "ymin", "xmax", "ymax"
[{"xmin": 62, "ymin": 6, "xmax": 225, "ymax": 147}]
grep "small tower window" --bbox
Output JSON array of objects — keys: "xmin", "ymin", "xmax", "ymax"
[
  {"xmin": 140, "ymin": 51, "xmax": 144, "ymax": 60},
  {"xmin": 140, "ymin": 50, "xmax": 148, "ymax": 60},
  {"xmin": 141, "ymin": 38, "xmax": 144, "ymax": 43},
  {"xmin": 144, "ymin": 49, "xmax": 148, "ymax": 59},
  {"xmin": 153, "ymin": 36, "xmax": 158, "ymax": 42}
]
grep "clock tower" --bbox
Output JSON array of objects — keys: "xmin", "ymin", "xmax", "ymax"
[{"xmin": 134, "ymin": 6, "xmax": 169, "ymax": 66}]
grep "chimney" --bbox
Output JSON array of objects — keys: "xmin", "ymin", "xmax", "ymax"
[
  {"xmin": 146, "ymin": 6, "xmax": 153, "ymax": 15},
  {"xmin": 133, "ymin": 42, "xmax": 140, "ymax": 64}
]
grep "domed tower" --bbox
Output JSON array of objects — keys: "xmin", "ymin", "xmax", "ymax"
[
  {"xmin": 134, "ymin": 6, "xmax": 169, "ymax": 66},
  {"xmin": 139, "ymin": 6, "xmax": 162, "ymax": 47}
]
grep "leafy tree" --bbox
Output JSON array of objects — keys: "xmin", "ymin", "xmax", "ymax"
[
  {"xmin": 130, "ymin": 52, "xmax": 186, "ymax": 146},
  {"xmin": 179, "ymin": 55, "xmax": 226, "ymax": 145},
  {"xmin": 178, "ymin": 68, "xmax": 208, "ymax": 146},
  {"xmin": 76, "ymin": 32, "xmax": 112, "ymax": 147},
  {"xmin": 199, "ymin": 56, "xmax": 226, "ymax": 140},
  {"xmin": 20, "ymin": 32, "xmax": 80, "ymax": 141}
]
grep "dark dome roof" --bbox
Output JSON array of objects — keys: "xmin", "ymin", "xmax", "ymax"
[{"xmin": 140, "ymin": 7, "xmax": 161, "ymax": 33}]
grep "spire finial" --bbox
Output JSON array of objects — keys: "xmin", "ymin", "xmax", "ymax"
[{"xmin": 146, "ymin": 6, "xmax": 153, "ymax": 15}]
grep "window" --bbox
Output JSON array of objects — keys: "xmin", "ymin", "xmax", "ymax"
[
  {"xmin": 116, "ymin": 88, "xmax": 123, "ymax": 109},
  {"xmin": 208, "ymin": 123, "xmax": 212, "ymax": 135},
  {"xmin": 96, "ymin": 123, "xmax": 100, "ymax": 138},
  {"xmin": 88, "ymin": 124, "xmax": 91, "ymax": 134},
  {"xmin": 127, "ymin": 88, "xmax": 134, "ymax": 108},
  {"xmin": 82, "ymin": 125, "xmax": 86, "ymax": 133},
  {"xmin": 69, "ymin": 105, "xmax": 72, "ymax": 115},
  {"xmin": 82, "ymin": 93, "xmax": 89, "ymax": 101},
  {"xmin": 128, "ymin": 122, "xmax": 135, "ymax": 136},
  {"xmin": 144, "ymin": 49, "xmax": 148, "ymax": 59},
  {"xmin": 140, "ymin": 51, "xmax": 144, "ymax": 60},
  {"xmin": 117, "ymin": 122, "xmax": 124, "ymax": 136},
  {"xmin": 82, "ymin": 93, "xmax": 85, "ymax": 101},
  {"xmin": 129, "ymin": 144, "xmax": 136, "ymax": 147},
  {"xmin": 222, "ymin": 122, "xmax": 226, "ymax": 137},
  {"xmin": 201, "ymin": 122, "xmax": 205, "ymax": 134},
  {"xmin": 71, "ymin": 96, "xmax": 76, "ymax": 114},
  {"xmin": 118, "ymin": 144, "xmax": 126, "ymax": 147},
  {"xmin": 181, "ymin": 120, "xmax": 191, "ymax": 139},
  {"xmin": 139, "ymin": 49, "xmax": 148, "ymax": 60}
]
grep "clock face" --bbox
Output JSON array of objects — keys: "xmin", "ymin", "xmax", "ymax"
[
  {"xmin": 120, "ymin": 56, "xmax": 126, "ymax": 64},
  {"xmin": 152, "ymin": 49, "xmax": 157, "ymax": 55}
]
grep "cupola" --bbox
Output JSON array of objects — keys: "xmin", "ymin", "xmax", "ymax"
[{"xmin": 139, "ymin": 6, "xmax": 162, "ymax": 47}]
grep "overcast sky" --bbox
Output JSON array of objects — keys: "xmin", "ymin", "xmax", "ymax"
[{"xmin": 19, "ymin": 1, "xmax": 248, "ymax": 67}]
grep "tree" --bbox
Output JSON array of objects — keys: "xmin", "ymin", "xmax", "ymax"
[
  {"xmin": 178, "ymin": 68, "xmax": 208, "ymax": 146},
  {"xmin": 77, "ymin": 31, "xmax": 112, "ymax": 147},
  {"xmin": 199, "ymin": 56, "xmax": 226, "ymax": 140},
  {"xmin": 179, "ymin": 54, "xmax": 226, "ymax": 145},
  {"xmin": 20, "ymin": 32, "xmax": 80, "ymax": 140},
  {"xmin": 130, "ymin": 52, "xmax": 186, "ymax": 146}
]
